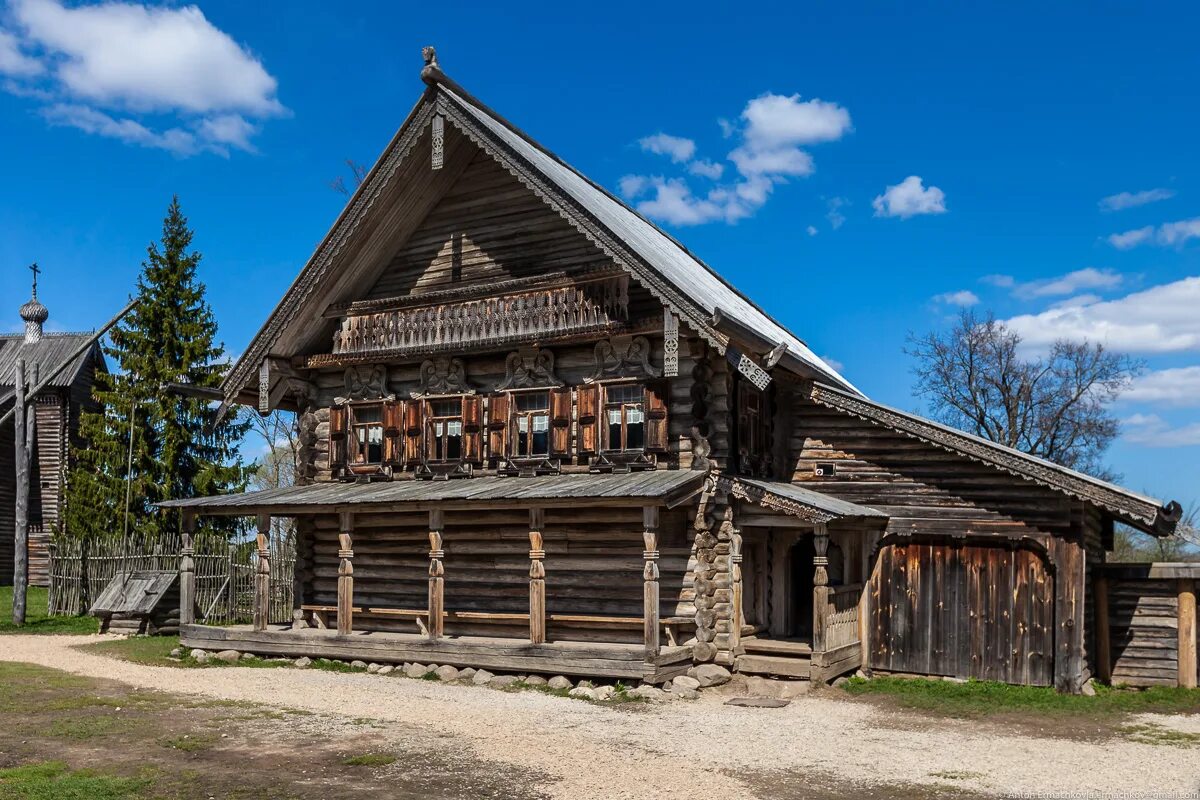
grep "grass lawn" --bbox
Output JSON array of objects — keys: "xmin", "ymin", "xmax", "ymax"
[
  {"xmin": 842, "ymin": 675, "xmax": 1200, "ymax": 717},
  {"xmin": 0, "ymin": 586, "xmax": 98, "ymax": 635}
]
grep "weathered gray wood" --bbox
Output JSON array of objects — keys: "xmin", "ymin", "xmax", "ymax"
[
  {"xmin": 643, "ymin": 506, "xmax": 660, "ymax": 662},
  {"xmin": 1179, "ymin": 578, "xmax": 1196, "ymax": 689},
  {"xmin": 1094, "ymin": 573, "xmax": 1111, "ymax": 683},
  {"xmin": 428, "ymin": 509, "xmax": 445, "ymax": 640},
  {"xmin": 253, "ymin": 513, "xmax": 271, "ymax": 631},
  {"xmin": 179, "ymin": 510, "xmax": 197, "ymax": 624},
  {"xmin": 337, "ymin": 511, "xmax": 355, "ymax": 636},
  {"xmin": 528, "ymin": 507, "xmax": 545, "ymax": 644},
  {"xmin": 12, "ymin": 359, "xmax": 31, "ymax": 624}
]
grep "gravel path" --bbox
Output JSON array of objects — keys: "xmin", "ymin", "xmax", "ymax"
[{"xmin": 4, "ymin": 634, "xmax": 1197, "ymax": 799}]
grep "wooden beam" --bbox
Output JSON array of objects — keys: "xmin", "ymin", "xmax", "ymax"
[
  {"xmin": 428, "ymin": 509, "xmax": 445, "ymax": 640},
  {"xmin": 337, "ymin": 511, "xmax": 355, "ymax": 636},
  {"xmin": 253, "ymin": 513, "xmax": 271, "ymax": 632},
  {"xmin": 179, "ymin": 510, "xmax": 197, "ymax": 625},
  {"xmin": 643, "ymin": 506, "xmax": 660, "ymax": 663},
  {"xmin": 11, "ymin": 358, "xmax": 32, "ymax": 625},
  {"xmin": 1094, "ymin": 573, "xmax": 1112, "ymax": 684},
  {"xmin": 528, "ymin": 508, "xmax": 546, "ymax": 645},
  {"xmin": 1178, "ymin": 578, "xmax": 1197, "ymax": 689}
]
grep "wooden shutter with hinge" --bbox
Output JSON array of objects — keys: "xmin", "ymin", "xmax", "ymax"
[
  {"xmin": 404, "ymin": 399, "xmax": 425, "ymax": 467},
  {"xmin": 550, "ymin": 387, "xmax": 572, "ymax": 456},
  {"xmin": 463, "ymin": 395, "xmax": 483, "ymax": 462},
  {"xmin": 646, "ymin": 381, "xmax": 669, "ymax": 453},
  {"xmin": 382, "ymin": 399, "xmax": 403, "ymax": 465},
  {"xmin": 487, "ymin": 392, "xmax": 510, "ymax": 458},
  {"xmin": 576, "ymin": 384, "xmax": 600, "ymax": 454},
  {"xmin": 328, "ymin": 406, "xmax": 348, "ymax": 476}
]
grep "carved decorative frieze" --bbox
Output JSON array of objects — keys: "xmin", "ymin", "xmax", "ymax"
[
  {"xmin": 330, "ymin": 275, "xmax": 629, "ymax": 358},
  {"xmin": 431, "ymin": 114, "xmax": 445, "ymax": 170},
  {"xmin": 496, "ymin": 347, "xmax": 563, "ymax": 390},
  {"xmin": 663, "ymin": 310, "xmax": 679, "ymax": 378},
  {"xmin": 341, "ymin": 365, "xmax": 389, "ymax": 402},
  {"xmin": 587, "ymin": 335, "xmax": 660, "ymax": 382},
  {"xmin": 414, "ymin": 357, "xmax": 473, "ymax": 397}
]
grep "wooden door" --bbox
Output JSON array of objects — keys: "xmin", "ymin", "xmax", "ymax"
[{"xmin": 868, "ymin": 541, "xmax": 1054, "ymax": 685}]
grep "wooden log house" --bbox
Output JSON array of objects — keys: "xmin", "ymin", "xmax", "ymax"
[
  {"xmin": 2, "ymin": 280, "xmax": 104, "ymax": 586},
  {"xmin": 164, "ymin": 50, "xmax": 1182, "ymax": 690}
]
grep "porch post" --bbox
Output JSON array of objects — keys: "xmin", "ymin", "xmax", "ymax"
[
  {"xmin": 812, "ymin": 523, "xmax": 830, "ymax": 656},
  {"xmin": 336, "ymin": 511, "xmax": 354, "ymax": 636},
  {"xmin": 643, "ymin": 506, "xmax": 661, "ymax": 662},
  {"xmin": 179, "ymin": 510, "xmax": 197, "ymax": 625},
  {"xmin": 253, "ymin": 513, "xmax": 271, "ymax": 631},
  {"xmin": 428, "ymin": 509, "xmax": 445, "ymax": 640},
  {"xmin": 730, "ymin": 526, "xmax": 743, "ymax": 653},
  {"xmin": 528, "ymin": 508, "xmax": 546, "ymax": 645},
  {"xmin": 1179, "ymin": 578, "xmax": 1197, "ymax": 689}
]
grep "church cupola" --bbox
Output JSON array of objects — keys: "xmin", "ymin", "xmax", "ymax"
[{"xmin": 19, "ymin": 263, "xmax": 48, "ymax": 343}]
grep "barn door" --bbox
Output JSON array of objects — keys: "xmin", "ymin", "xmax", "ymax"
[{"xmin": 868, "ymin": 541, "xmax": 1054, "ymax": 686}]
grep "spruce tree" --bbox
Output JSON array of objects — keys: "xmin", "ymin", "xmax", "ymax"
[{"xmin": 65, "ymin": 197, "xmax": 251, "ymax": 541}]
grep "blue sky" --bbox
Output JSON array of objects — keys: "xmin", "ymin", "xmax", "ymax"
[{"xmin": 1, "ymin": 1, "xmax": 1197, "ymax": 508}]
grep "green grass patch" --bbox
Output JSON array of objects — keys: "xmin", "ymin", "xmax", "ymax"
[
  {"xmin": 0, "ymin": 761, "xmax": 149, "ymax": 799},
  {"xmin": 80, "ymin": 636, "xmax": 181, "ymax": 665},
  {"xmin": 341, "ymin": 753, "xmax": 396, "ymax": 767},
  {"xmin": 159, "ymin": 732, "xmax": 218, "ymax": 752},
  {"xmin": 1119, "ymin": 723, "xmax": 1200, "ymax": 747},
  {"xmin": 843, "ymin": 676, "xmax": 1200, "ymax": 717},
  {"xmin": 0, "ymin": 586, "xmax": 99, "ymax": 635},
  {"xmin": 44, "ymin": 714, "xmax": 132, "ymax": 741}
]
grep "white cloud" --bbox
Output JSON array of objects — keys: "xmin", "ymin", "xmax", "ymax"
[
  {"xmin": 1100, "ymin": 188, "xmax": 1175, "ymax": 212},
  {"xmin": 624, "ymin": 91, "xmax": 851, "ymax": 227},
  {"xmin": 933, "ymin": 290, "xmax": 980, "ymax": 307},
  {"xmin": 821, "ymin": 355, "xmax": 845, "ymax": 373},
  {"xmin": 688, "ymin": 159, "xmax": 724, "ymax": 180},
  {"xmin": 1121, "ymin": 414, "xmax": 1200, "ymax": 447},
  {"xmin": 872, "ymin": 176, "xmax": 946, "ymax": 219},
  {"xmin": 1004, "ymin": 277, "xmax": 1200, "ymax": 353},
  {"xmin": 1109, "ymin": 218, "xmax": 1200, "ymax": 249},
  {"xmin": 826, "ymin": 196, "xmax": 848, "ymax": 229},
  {"xmin": 806, "ymin": 225, "xmax": 818, "ymax": 236},
  {"xmin": 1123, "ymin": 366, "xmax": 1200, "ymax": 407},
  {"xmin": 1009, "ymin": 267, "xmax": 1124, "ymax": 300},
  {"xmin": 0, "ymin": 28, "xmax": 41, "ymax": 76},
  {"xmin": 981, "ymin": 274, "xmax": 1016, "ymax": 288},
  {"xmin": 639, "ymin": 133, "xmax": 695, "ymax": 164},
  {"xmin": 2, "ymin": 0, "xmax": 284, "ymax": 155}
]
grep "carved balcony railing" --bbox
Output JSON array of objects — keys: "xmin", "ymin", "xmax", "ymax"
[{"xmin": 329, "ymin": 275, "xmax": 629, "ymax": 358}]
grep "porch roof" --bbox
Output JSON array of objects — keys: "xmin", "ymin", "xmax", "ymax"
[
  {"xmin": 721, "ymin": 477, "xmax": 888, "ymax": 524},
  {"xmin": 158, "ymin": 470, "xmax": 708, "ymax": 515}
]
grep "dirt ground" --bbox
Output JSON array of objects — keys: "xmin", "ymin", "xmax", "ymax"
[{"xmin": 2, "ymin": 634, "xmax": 1199, "ymax": 799}]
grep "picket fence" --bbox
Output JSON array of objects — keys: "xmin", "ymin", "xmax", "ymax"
[{"xmin": 48, "ymin": 531, "xmax": 296, "ymax": 626}]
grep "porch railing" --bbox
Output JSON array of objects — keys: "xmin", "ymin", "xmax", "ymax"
[{"xmin": 812, "ymin": 581, "xmax": 864, "ymax": 681}]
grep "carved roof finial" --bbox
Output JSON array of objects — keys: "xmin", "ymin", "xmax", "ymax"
[
  {"xmin": 421, "ymin": 45, "xmax": 442, "ymax": 86},
  {"xmin": 422, "ymin": 45, "xmax": 438, "ymax": 67},
  {"xmin": 20, "ymin": 262, "xmax": 48, "ymax": 343}
]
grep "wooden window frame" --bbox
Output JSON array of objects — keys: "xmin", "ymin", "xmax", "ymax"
[
  {"xmin": 425, "ymin": 396, "xmax": 466, "ymax": 463},
  {"xmin": 510, "ymin": 390, "xmax": 552, "ymax": 459},
  {"xmin": 347, "ymin": 402, "xmax": 385, "ymax": 467},
  {"xmin": 602, "ymin": 382, "xmax": 647, "ymax": 453}
]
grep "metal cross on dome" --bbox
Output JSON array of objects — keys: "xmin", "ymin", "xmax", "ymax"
[{"xmin": 29, "ymin": 262, "xmax": 40, "ymax": 297}]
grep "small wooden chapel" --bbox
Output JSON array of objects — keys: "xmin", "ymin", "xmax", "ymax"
[{"xmin": 164, "ymin": 49, "xmax": 1182, "ymax": 692}]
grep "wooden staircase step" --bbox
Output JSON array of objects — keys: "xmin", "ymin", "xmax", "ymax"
[
  {"xmin": 735, "ymin": 654, "xmax": 812, "ymax": 679},
  {"xmin": 741, "ymin": 638, "xmax": 813, "ymax": 656}
]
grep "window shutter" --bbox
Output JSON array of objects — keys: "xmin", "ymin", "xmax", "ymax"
[
  {"xmin": 550, "ymin": 387, "xmax": 572, "ymax": 456},
  {"xmin": 328, "ymin": 406, "xmax": 347, "ymax": 475},
  {"xmin": 576, "ymin": 384, "xmax": 600, "ymax": 454},
  {"xmin": 487, "ymin": 393, "xmax": 510, "ymax": 457},
  {"xmin": 382, "ymin": 400, "xmax": 403, "ymax": 465},
  {"xmin": 463, "ymin": 395, "xmax": 483, "ymax": 462},
  {"xmin": 646, "ymin": 381, "xmax": 669, "ymax": 453},
  {"xmin": 403, "ymin": 399, "xmax": 425, "ymax": 466}
]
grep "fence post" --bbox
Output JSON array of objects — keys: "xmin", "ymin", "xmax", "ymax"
[
  {"xmin": 1179, "ymin": 578, "xmax": 1197, "ymax": 689},
  {"xmin": 179, "ymin": 511, "xmax": 197, "ymax": 626}
]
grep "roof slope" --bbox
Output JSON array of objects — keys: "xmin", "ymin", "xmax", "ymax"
[
  {"xmin": 805, "ymin": 381, "xmax": 1182, "ymax": 536},
  {"xmin": 721, "ymin": 476, "xmax": 887, "ymax": 523},
  {"xmin": 0, "ymin": 333, "xmax": 100, "ymax": 392}
]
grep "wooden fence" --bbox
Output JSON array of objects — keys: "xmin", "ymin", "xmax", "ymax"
[
  {"xmin": 49, "ymin": 531, "xmax": 296, "ymax": 627},
  {"xmin": 1094, "ymin": 563, "xmax": 1199, "ymax": 688}
]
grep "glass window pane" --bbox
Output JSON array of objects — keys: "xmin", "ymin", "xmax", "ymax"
[
  {"xmin": 516, "ymin": 392, "xmax": 549, "ymax": 412},
  {"xmin": 626, "ymin": 405, "xmax": 644, "ymax": 424},
  {"xmin": 447, "ymin": 431, "xmax": 462, "ymax": 460},
  {"xmin": 517, "ymin": 429, "xmax": 529, "ymax": 456},
  {"xmin": 432, "ymin": 399, "xmax": 460, "ymax": 417},
  {"xmin": 627, "ymin": 417, "xmax": 644, "ymax": 450},
  {"xmin": 532, "ymin": 427, "xmax": 548, "ymax": 455},
  {"xmin": 518, "ymin": 417, "xmax": 529, "ymax": 433},
  {"xmin": 532, "ymin": 415, "xmax": 549, "ymax": 432},
  {"xmin": 353, "ymin": 405, "xmax": 382, "ymax": 423}
]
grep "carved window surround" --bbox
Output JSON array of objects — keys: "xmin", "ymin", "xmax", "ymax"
[{"xmin": 325, "ymin": 274, "xmax": 630, "ymax": 360}]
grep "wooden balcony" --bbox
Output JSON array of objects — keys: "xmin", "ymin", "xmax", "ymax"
[{"xmin": 323, "ymin": 274, "xmax": 629, "ymax": 360}]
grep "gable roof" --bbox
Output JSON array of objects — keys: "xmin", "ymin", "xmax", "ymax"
[
  {"xmin": 220, "ymin": 61, "xmax": 859, "ymax": 407},
  {"xmin": 804, "ymin": 381, "xmax": 1183, "ymax": 536},
  {"xmin": 0, "ymin": 333, "xmax": 101, "ymax": 394}
]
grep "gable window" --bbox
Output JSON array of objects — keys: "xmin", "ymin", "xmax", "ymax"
[
  {"xmin": 604, "ymin": 383, "xmax": 645, "ymax": 452},
  {"xmin": 513, "ymin": 391, "xmax": 551, "ymax": 457},
  {"xmin": 350, "ymin": 404, "xmax": 385, "ymax": 465},
  {"xmin": 427, "ymin": 398, "xmax": 464, "ymax": 462}
]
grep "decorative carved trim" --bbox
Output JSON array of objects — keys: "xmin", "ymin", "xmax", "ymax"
[
  {"xmin": 431, "ymin": 114, "xmax": 445, "ymax": 169},
  {"xmin": 587, "ymin": 335, "xmax": 660, "ymax": 382},
  {"xmin": 414, "ymin": 357, "xmax": 473, "ymax": 397},
  {"xmin": 807, "ymin": 382, "xmax": 1177, "ymax": 531},
  {"xmin": 718, "ymin": 476, "xmax": 838, "ymax": 524},
  {"xmin": 341, "ymin": 365, "xmax": 389, "ymax": 401},
  {"xmin": 496, "ymin": 348, "xmax": 563, "ymax": 390},
  {"xmin": 663, "ymin": 310, "xmax": 679, "ymax": 378}
]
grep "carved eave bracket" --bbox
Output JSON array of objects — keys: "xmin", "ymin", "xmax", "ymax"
[{"xmin": 586, "ymin": 335, "xmax": 661, "ymax": 383}]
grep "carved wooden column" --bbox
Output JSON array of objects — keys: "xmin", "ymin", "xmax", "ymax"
[
  {"xmin": 253, "ymin": 513, "xmax": 271, "ymax": 631},
  {"xmin": 179, "ymin": 510, "xmax": 197, "ymax": 626},
  {"xmin": 336, "ymin": 511, "xmax": 354, "ymax": 636},
  {"xmin": 428, "ymin": 509, "xmax": 445, "ymax": 640},
  {"xmin": 812, "ymin": 523, "xmax": 830, "ymax": 656},
  {"xmin": 528, "ymin": 508, "xmax": 546, "ymax": 645},
  {"xmin": 643, "ymin": 506, "xmax": 661, "ymax": 663},
  {"xmin": 730, "ymin": 527, "xmax": 743, "ymax": 653},
  {"xmin": 1179, "ymin": 578, "xmax": 1197, "ymax": 689}
]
